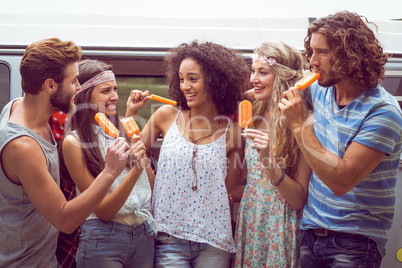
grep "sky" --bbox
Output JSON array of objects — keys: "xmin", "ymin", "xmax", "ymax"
[{"xmin": 1, "ymin": 0, "xmax": 402, "ymax": 20}]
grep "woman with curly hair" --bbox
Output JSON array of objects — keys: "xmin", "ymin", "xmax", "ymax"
[
  {"xmin": 128, "ymin": 40, "xmax": 249, "ymax": 267},
  {"xmin": 279, "ymin": 11, "xmax": 402, "ymax": 267},
  {"xmin": 234, "ymin": 41, "xmax": 312, "ymax": 267}
]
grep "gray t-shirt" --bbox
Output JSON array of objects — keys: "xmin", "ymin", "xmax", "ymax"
[{"xmin": 0, "ymin": 99, "xmax": 59, "ymax": 267}]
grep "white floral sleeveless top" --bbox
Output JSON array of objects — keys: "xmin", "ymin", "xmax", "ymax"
[
  {"xmin": 152, "ymin": 110, "xmax": 235, "ymax": 252},
  {"xmin": 73, "ymin": 124, "xmax": 156, "ymax": 232}
]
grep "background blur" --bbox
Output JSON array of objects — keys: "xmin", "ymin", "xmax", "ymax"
[
  {"xmin": 2, "ymin": 0, "xmax": 402, "ymax": 20},
  {"xmin": 2, "ymin": 0, "xmax": 400, "ymax": 122}
]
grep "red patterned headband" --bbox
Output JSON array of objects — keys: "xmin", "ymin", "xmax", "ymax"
[{"xmin": 80, "ymin": 70, "xmax": 116, "ymax": 91}]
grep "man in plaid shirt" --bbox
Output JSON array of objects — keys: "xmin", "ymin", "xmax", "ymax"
[{"xmin": 50, "ymin": 111, "xmax": 80, "ymax": 268}]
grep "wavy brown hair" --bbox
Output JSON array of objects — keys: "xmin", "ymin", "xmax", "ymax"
[
  {"xmin": 252, "ymin": 41, "xmax": 308, "ymax": 179},
  {"xmin": 20, "ymin": 38, "xmax": 82, "ymax": 95},
  {"xmin": 303, "ymin": 11, "xmax": 388, "ymax": 89},
  {"xmin": 59, "ymin": 59, "xmax": 126, "ymax": 183},
  {"xmin": 164, "ymin": 40, "xmax": 249, "ymax": 116}
]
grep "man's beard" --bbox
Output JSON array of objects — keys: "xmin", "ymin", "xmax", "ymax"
[
  {"xmin": 318, "ymin": 69, "xmax": 341, "ymax": 88},
  {"xmin": 49, "ymin": 85, "xmax": 73, "ymax": 113}
]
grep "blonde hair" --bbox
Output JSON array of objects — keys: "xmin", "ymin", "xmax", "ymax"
[{"xmin": 252, "ymin": 41, "xmax": 307, "ymax": 178}]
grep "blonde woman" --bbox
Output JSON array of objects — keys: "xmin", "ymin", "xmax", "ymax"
[{"xmin": 234, "ymin": 41, "xmax": 312, "ymax": 267}]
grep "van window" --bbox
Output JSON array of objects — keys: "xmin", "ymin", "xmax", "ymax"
[
  {"xmin": 381, "ymin": 77, "xmax": 402, "ymax": 109},
  {"xmin": 116, "ymin": 77, "xmax": 169, "ymax": 129},
  {"xmin": 0, "ymin": 63, "xmax": 11, "ymax": 112}
]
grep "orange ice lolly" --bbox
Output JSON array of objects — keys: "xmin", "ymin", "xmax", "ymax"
[
  {"xmin": 150, "ymin": 94, "xmax": 177, "ymax": 106},
  {"xmin": 95, "ymin": 113, "xmax": 120, "ymax": 138},
  {"xmin": 239, "ymin": 100, "xmax": 253, "ymax": 128},
  {"xmin": 295, "ymin": 71, "xmax": 321, "ymax": 90},
  {"xmin": 121, "ymin": 116, "xmax": 140, "ymax": 138}
]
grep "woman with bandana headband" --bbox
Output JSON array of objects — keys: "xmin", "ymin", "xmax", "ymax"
[
  {"xmin": 0, "ymin": 38, "xmax": 134, "ymax": 267},
  {"xmin": 59, "ymin": 59, "xmax": 156, "ymax": 268},
  {"xmin": 234, "ymin": 41, "xmax": 312, "ymax": 268}
]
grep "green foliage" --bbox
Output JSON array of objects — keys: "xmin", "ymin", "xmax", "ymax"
[{"xmin": 116, "ymin": 77, "xmax": 169, "ymax": 129}]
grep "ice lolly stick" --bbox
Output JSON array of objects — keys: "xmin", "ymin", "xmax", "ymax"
[
  {"xmin": 239, "ymin": 100, "xmax": 253, "ymax": 128},
  {"xmin": 150, "ymin": 94, "xmax": 177, "ymax": 106},
  {"xmin": 95, "ymin": 113, "xmax": 120, "ymax": 138},
  {"xmin": 295, "ymin": 71, "xmax": 321, "ymax": 90},
  {"xmin": 121, "ymin": 116, "xmax": 140, "ymax": 138}
]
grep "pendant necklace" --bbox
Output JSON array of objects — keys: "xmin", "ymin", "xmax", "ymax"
[{"xmin": 188, "ymin": 109, "xmax": 221, "ymax": 191}]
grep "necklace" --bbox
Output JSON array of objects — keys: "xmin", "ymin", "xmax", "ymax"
[{"xmin": 188, "ymin": 109, "xmax": 221, "ymax": 191}]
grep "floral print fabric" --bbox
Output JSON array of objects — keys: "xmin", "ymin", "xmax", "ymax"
[
  {"xmin": 234, "ymin": 139, "xmax": 302, "ymax": 267},
  {"xmin": 72, "ymin": 125, "xmax": 155, "ymax": 231},
  {"xmin": 152, "ymin": 111, "xmax": 235, "ymax": 252}
]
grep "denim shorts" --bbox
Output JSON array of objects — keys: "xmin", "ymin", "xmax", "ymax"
[
  {"xmin": 76, "ymin": 219, "xmax": 156, "ymax": 268},
  {"xmin": 299, "ymin": 229, "xmax": 382, "ymax": 268},
  {"xmin": 154, "ymin": 232, "xmax": 233, "ymax": 268}
]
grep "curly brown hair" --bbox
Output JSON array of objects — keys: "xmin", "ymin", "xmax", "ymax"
[
  {"xmin": 164, "ymin": 40, "xmax": 249, "ymax": 116},
  {"xmin": 303, "ymin": 11, "xmax": 388, "ymax": 89}
]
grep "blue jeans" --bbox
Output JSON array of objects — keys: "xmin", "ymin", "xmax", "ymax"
[
  {"xmin": 76, "ymin": 219, "xmax": 156, "ymax": 268},
  {"xmin": 154, "ymin": 232, "xmax": 233, "ymax": 268},
  {"xmin": 300, "ymin": 229, "xmax": 382, "ymax": 268}
]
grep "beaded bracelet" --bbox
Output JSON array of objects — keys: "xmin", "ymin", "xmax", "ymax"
[{"xmin": 270, "ymin": 166, "xmax": 285, "ymax": 187}]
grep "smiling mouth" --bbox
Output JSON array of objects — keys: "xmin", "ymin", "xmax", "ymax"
[
  {"xmin": 106, "ymin": 104, "xmax": 116, "ymax": 111},
  {"xmin": 185, "ymin": 93, "xmax": 196, "ymax": 99}
]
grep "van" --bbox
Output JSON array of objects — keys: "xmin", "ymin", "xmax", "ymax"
[{"xmin": 1, "ymin": 14, "xmax": 401, "ymax": 267}]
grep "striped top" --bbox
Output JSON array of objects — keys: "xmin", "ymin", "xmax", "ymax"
[{"xmin": 301, "ymin": 83, "xmax": 402, "ymax": 257}]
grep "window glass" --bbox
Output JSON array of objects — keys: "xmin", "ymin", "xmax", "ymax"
[
  {"xmin": 116, "ymin": 77, "xmax": 169, "ymax": 129},
  {"xmin": 381, "ymin": 77, "xmax": 402, "ymax": 109},
  {"xmin": 0, "ymin": 63, "xmax": 11, "ymax": 112}
]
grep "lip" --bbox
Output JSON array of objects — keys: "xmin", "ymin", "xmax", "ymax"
[
  {"xmin": 253, "ymin": 87, "xmax": 265, "ymax": 93},
  {"xmin": 106, "ymin": 103, "xmax": 117, "ymax": 112},
  {"xmin": 314, "ymin": 70, "xmax": 322, "ymax": 80},
  {"xmin": 184, "ymin": 92, "xmax": 196, "ymax": 101},
  {"xmin": 313, "ymin": 69, "xmax": 321, "ymax": 74}
]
